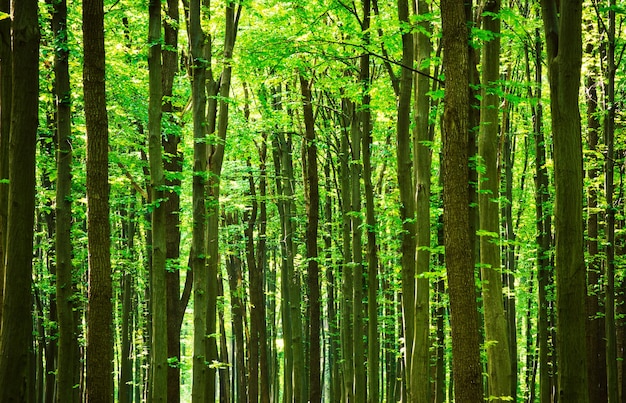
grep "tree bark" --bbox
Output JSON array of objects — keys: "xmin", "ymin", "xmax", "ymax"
[
  {"xmin": 188, "ymin": 0, "xmax": 209, "ymax": 400},
  {"xmin": 83, "ymin": 0, "xmax": 113, "ymax": 400},
  {"xmin": 300, "ymin": 74, "xmax": 322, "ymax": 403},
  {"xmin": 412, "ymin": 0, "xmax": 432, "ymax": 401},
  {"xmin": 0, "ymin": 0, "xmax": 10, "ymax": 326},
  {"xmin": 540, "ymin": 1, "xmax": 589, "ymax": 401},
  {"xmin": 441, "ymin": 0, "xmax": 484, "ymax": 401},
  {"xmin": 477, "ymin": 1, "xmax": 512, "ymax": 400},
  {"xmin": 0, "ymin": 0, "xmax": 38, "ymax": 400},
  {"xmin": 51, "ymin": 0, "xmax": 79, "ymax": 400},
  {"xmin": 148, "ymin": 0, "xmax": 168, "ymax": 400}
]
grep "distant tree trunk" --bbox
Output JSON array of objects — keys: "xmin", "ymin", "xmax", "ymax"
[
  {"xmin": 299, "ymin": 74, "xmax": 322, "ymax": 403},
  {"xmin": 360, "ymin": 1, "xmax": 380, "ymax": 400},
  {"xmin": 162, "ymin": 0, "xmax": 184, "ymax": 400},
  {"xmin": 396, "ymin": 0, "xmax": 418, "ymax": 400},
  {"xmin": 205, "ymin": 4, "xmax": 238, "ymax": 400},
  {"xmin": 412, "ymin": 0, "xmax": 431, "ymax": 401},
  {"xmin": 524, "ymin": 21, "xmax": 555, "ymax": 403},
  {"xmin": 584, "ymin": 44, "xmax": 607, "ymax": 401},
  {"xmin": 603, "ymin": 3, "xmax": 618, "ymax": 402},
  {"xmin": 255, "ymin": 137, "xmax": 270, "ymax": 403},
  {"xmin": 83, "ymin": 0, "xmax": 113, "ymax": 400},
  {"xmin": 0, "ymin": 0, "xmax": 38, "ymax": 400},
  {"xmin": 540, "ymin": 1, "xmax": 589, "ymax": 401},
  {"xmin": 119, "ymin": 196, "xmax": 137, "ymax": 403},
  {"xmin": 188, "ymin": 0, "xmax": 209, "ymax": 400},
  {"xmin": 441, "ymin": 1, "xmax": 484, "ymax": 401},
  {"xmin": 339, "ymin": 98, "xmax": 354, "ymax": 403},
  {"xmin": 51, "ymin": 0, "xmax": 79, "ymax": 400},
  {"xmin": 0, "ymin": 0, "xmax": 10, "ymax": 326},
  {"xmin": 477, "ymin": 2, "xmax": 512, "ymax": 401},
  {"xmin": 224, "ymin": 214, "xmax": 248, "ymax": 403},
  {"xmin": 148, "ymin": 0, "xmax": 168, "ymax": 400}
]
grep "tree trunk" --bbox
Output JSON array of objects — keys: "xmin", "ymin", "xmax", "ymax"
[
  {"xmin": 0, "ymin": 0, "xmax": 10, "ymax": 327},
  {"xmin": 603, "ymin": 3, "xmax": 618, "ymax": 401},
  {"xmin": 189, "ymin": 0, "xmax": 209, "ymax": 400},
  {"xmin": 477, "ymin": 2, "xmax": 512, "ymax": 401},
  {"xmin": 396, "ymin": 0, "xmax": 418, "ymax": 400},
  {"xmin": 584, "ymin": 45, "xmax": 607, "ymax": 401},
  {"xmin": 83, "ymin": 0, "xmax": 113, "ymax": 399},
  {"xmin": 441, "ymin": 1, "xmax": 484, "ymax": 401},
  {"xmin": 412, "ymin": 0, "xmax": 432, "ymax": 401},
  {"xmin": 148, "ymin": 0, "xmax": 168, "ymax": 400},
  {"xmin": 51, "ymin": 0, "xmax": 79, "ymax": 400},
  {"xmin": 540, "ymin": 1, "xmax": 589, "ymax": 401},
  {"xmin": 162, "ymin": 0, "xmax": 184, "ymax": 400},
  {"xmin": 300, "ymin": 74, "xmax": 322, "ymax": 403},
  {"xmin": 0, "ymin": 0, "xmax": 38, "ymax": 400}
]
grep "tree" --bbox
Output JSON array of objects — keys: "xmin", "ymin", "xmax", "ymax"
[
  {"xmin": 188, "ymin": 0, "xmax": 209, "ymax": 401},
  {"xmin": 51, "ymin": 0, "xmax": 79, "ymax": 400},
  {"xmin": 540, "ymin": 0, "xmax": 588, "ymax": 401},
  {"xmin": 441, "ymin": 0, "xmax": 484, "ymax": 401},
  {"xmin": 300, "ymin": 73, "xmax": 321, "ymax": 403},
  {"xmin": 148, "ymin": 0, "xmax": 168, "ymax": 400},
  {"xmin": 83, "ymin": 0, "xmax": 113, "ymax": 400},
  {"xmin": 412, "ymin": 0, "xmax": 432, "ymax": 401},
  {"xmin": 0, "ymin": 0, "xmax": 10, "ymax": 326},
  {"xmin": 0, "ymin": 0, "xmax": 39, "ymax": 400},
  {"xmin": 477, "ymin": 1, "xmax": 512, "ymax": 400}
]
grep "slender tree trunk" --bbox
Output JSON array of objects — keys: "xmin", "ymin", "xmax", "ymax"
[
  {"xmin": 51, "ymin": 0, "xmax": 78, "ymax": 400},
  {"xmin": 299, "ymin": 74, "xmax": 322, "ymax": 403},
  {"xmin": 83, "ymin": 0, "xmax": 113, "ymax": 400},
  {"xmin": 477, "ymin": 2, "xmax": 512, "ymax": 401},
  {"xmin": 189, "ymin": 0, "xmax": 209, "ymax": 399},
  {"xmin": 604, "ymin": 3, "xmax": 618, "ymax": 402},
  {"xmin": 0, "ymin": 0, "xmax": 11, "ymax": 326},
  {"xmin": 396, "ymin": 0, "xmax": 418, "ymax": 400},
  {"xmin": 412, "ymin": 1, "xmax": 431, "ymax": 401},
  {"xmin": 120, "ymin": 197, "xmax": 137, "ymax": 403},
  {"xmin": 441, "ymin": 1, "xmax": 484, "ymax": 401},
  {"xmin": 148, "ymin": 0, "xmax": 168, "ymax": 400},
  {"xmin": 584, "ymin": 45, "xmax": 607, "ymax": 401},
  {"xmin": 162, "ymin": 0, "xmax": 184, "ymax": 400},
  {"xmin": 540, "ymin": 1, "xmax": 589, "ymax": 401},
  {"xmin": 0, "ymin": 1, "xmax": 38, "ymax": 400}
]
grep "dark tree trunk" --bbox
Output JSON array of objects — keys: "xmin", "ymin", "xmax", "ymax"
[
  {"xmin": 0, "ymin": 1, "xmax": 39, "ymax": 401},
  {"xmin": 83, "ymin": 0, "xmax": 114, "ymax": 400},
  {"xmin": 0, "ymin": 0, "xmax": 11, "ymax": 326},
  {"xmin": 441, "ymin": 1, "xmax": 484, "ymax": 401},
  {"xmin": 51, "ymin": 0, "xmax": 79, "ymax": 400},
  {"xmin": 540, "ymin": 1, "xmax": 589, "ymax": 401}
]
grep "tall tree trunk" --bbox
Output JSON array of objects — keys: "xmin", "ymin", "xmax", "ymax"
[
  {"xmin": 412, "ymin": 0, "xmax": 432, "ymax": 401},
  {"xmin": 584, "ymin": 44, "xmax": 607, "ymax": 401},
  {"xmin": 205, "ymin": 4, "xmax": 239, "ymax": 400},
  {"xmin": 477, "ymin": 2, "xmax": 512, "ymax": 401},
  {"xmin": 603, "ymin": 3, "xmax": 618, "ymax": 401},
  {"xmin": 300, "ymin": 74, "xmax": 321, "ymax": 403},
  {"xmin": 540, "ymin": 1, "xmax": 589, "ymax": 401},
  {"xmin": 51, "ymin": 0, "xmax": 79, "ymax": 400},
  {"xmin": 189, "ymin": 0, "xmax": 209, "ymax": 400},
  {"xmin": 441, "ymin": 1, "xmax": 484, "ymax": 401},
  {"xmin": 0, "ymin": 0, "xmax": 10, "ymax": 327},
  {"xmin": 83, "ymin": 0, "xmax": 113, "ymax": 399},
  {"xmin": 396, "ymin": 0, "xmax": 418, "ymax": 400},
  {"xmin": 0, "ymin": 0, "xmax": 38, "ymax": 400},
  {"xmin": 162, "ymin": 0, "xmax": 184, "ymax": 400},
  {"xmin": 148, "ymin": 0, "xmax": 167, "ymax": 400}
]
